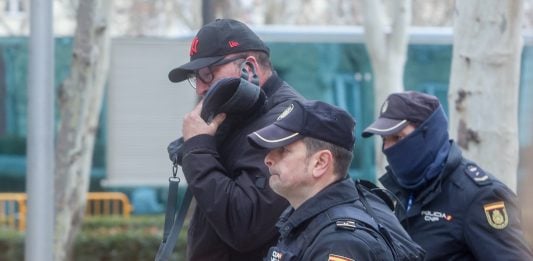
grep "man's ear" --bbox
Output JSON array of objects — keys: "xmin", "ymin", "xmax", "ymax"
[
  {"xmin": 311, "ymin": 150, "xmax": 333, "ymax": 178},
  {"xmin": 243, "ymin": 56, "xmax": 261, "ymax": 85}
]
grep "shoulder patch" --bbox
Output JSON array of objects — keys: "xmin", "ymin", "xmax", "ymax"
[
  {"xmin": 484, "ymin": 201, "xmax": 509, "ymax": 229},
  {"xmin": 464, "ymin": 164, "xmax": 492, "ymax": 186},
  {"xmin": 328, "ymin": 254, "xmax": 355, "ymax": 261}
]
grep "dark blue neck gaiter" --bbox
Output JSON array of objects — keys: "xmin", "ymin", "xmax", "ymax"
[{"xmin": 383, "ymin": 106, "xmax": 451, "ymax": 190}]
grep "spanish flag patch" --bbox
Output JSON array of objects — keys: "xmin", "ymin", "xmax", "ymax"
[
  {"xmin": 484, "ymin": 201, "xmax": 509, "ymax": 229},
  {"xmin": 328, "ymin": 254, "xmax": 354, "ymax": 261}
]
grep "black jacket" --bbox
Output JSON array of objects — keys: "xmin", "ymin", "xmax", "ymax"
[
  {"xmin": 380, "ymin": 142, "xmax": 533, "ymax": 260},
  {"xmin": 181, "ymin": 74, "xmax": 304, "ymax": 261},
  {"xmin": 264, "ymin": 178, "xmax": 406, "ymax": 261}
]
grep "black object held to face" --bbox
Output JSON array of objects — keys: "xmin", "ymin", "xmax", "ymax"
[{"xmin": 200, "ymin": 77, "xmax": 266, "ymax": 124}]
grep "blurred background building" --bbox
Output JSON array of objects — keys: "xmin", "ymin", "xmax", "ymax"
[{"xmin": 0, "ymin": 0, "xmax": 532, "ymax": 225}]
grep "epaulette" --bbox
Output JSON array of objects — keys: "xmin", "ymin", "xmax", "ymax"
[
  {"xmin": 335, "ymin": 220, "xmax": 357, "ymax": 231},
  {"xmin": 464, "ymin": 163, "xmax": 492, "ymax": 186}
]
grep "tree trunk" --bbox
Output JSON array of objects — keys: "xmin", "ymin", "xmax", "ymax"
[
  {"xmin": 519, "ymin": 143, "xmax": 533, "ymax": 249},
  {"xmin": 54, "ymin": 1, "xmax": 112, "ymax": 260},
  {"xmin": 448, "ymin": 0, "xmax": 523, "ymax": 191},
  {"xmin": 363, "ymin": 0, "xmax": 411, "ymax": 178}
]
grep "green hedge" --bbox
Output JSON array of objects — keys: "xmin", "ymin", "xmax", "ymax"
[
  {"xmin": 0, "ymin": 215, "xmax": 187, "ymax": 261},
  {"xmin": 0, "ymin": 229, "xmax": 24, "ymax": 260}
]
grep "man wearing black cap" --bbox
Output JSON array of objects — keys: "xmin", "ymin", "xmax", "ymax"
[
  {"xmin": 248, "ymin": 100, "xmax": 423, "ymax": 261},
  {"xmin": 362, "ymin": 91, "xmax": 533, "ymax": 260},
  {"xmin": 167, "ymin": 19, "xmax": 304, "ymax": 260}
]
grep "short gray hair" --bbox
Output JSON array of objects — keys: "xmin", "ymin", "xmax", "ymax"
[{"xmin": 301, "ymin": 137, "xmax": 353, "ymax": 178}]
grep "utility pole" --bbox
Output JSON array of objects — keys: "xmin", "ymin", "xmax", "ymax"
[
  {"xmin": 25, "ymin": 0, "xmax": 54, "ymax": 260},
  {"xmin": 202, "ymin": 0, "xmax": 216, "ymax": 25}
]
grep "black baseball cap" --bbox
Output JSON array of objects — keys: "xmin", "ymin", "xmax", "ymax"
[
  {"xmin": 247, "ymin": 100, "xmax": 356, "ymax": 151},
  {"xmin": 168, "ymin": 19, "xmax": 270, "ymax": 83},
  {"xmin": 362, "ymin": 91, "xmax": 440, "ymax": 137}
]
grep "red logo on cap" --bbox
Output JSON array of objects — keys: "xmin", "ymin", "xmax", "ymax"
[
  {"xmin": 190, "ymin": 37, "xmax": 199, "ymax": 56},
  {"xmin": 228, "ymin": 40, "xmax": 240, "ymax": 48}
]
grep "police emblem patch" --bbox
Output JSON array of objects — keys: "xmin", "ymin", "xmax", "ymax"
[
  {"xmin": 270, "ymin": 250, "xmax": 283, "ymax": 261},
  {"xmin": 381, "ymin": 100, "xmax": 389, "ymax": 114},
  {"xmin": 277, "ymin": 104, "xmax": 294, "ymax": 121},
  {"xmin": 484, "ymin": 201, "xmax": 509, "ymax": 229},
  {"xmin": 328, "ymin": 254, "xmax": 354, "ymax": 261}
]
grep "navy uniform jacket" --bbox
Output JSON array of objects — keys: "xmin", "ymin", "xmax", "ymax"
[
  {"xmin": 264, "ymin": 178, "xmax": 398, "ymax": 261},
  {"xmin": 380, "ymin": 142, "xmax": 533, "ymax": 260},
  {"xmin": 181, "ymin": 74, "xmax": 304, "ymax": 261}
]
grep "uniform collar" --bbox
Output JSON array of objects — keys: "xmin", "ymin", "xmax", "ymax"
[
  {"xmin": 276, "ymin": 178, "xmax": 359, "ymax": 237},
  {"xmin": 261, "ymin": 71, "xmax": 282, "ymax": 98}
]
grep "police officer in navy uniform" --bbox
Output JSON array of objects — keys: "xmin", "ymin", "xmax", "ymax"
[
  {"xmin": 248, "ymin": 100, "xmax": 422, "ymax": 261},
  {"xmin": 362, "ymin": 91, "xmax": 533, "ymax": 260}
]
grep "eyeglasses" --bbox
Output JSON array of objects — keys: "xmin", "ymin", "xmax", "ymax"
[{"xmin": 187, "ymin": 55, "xmax": 247, "ymax": 89}]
